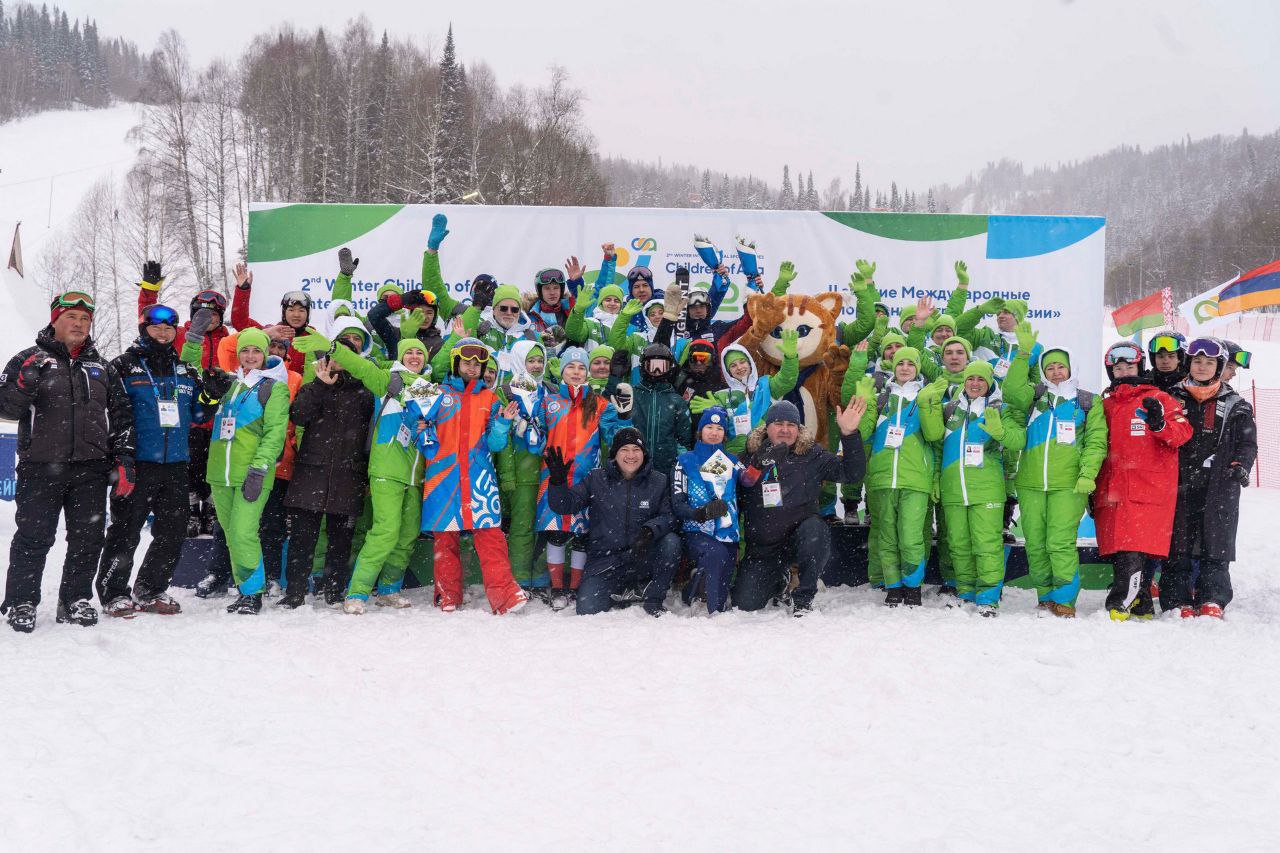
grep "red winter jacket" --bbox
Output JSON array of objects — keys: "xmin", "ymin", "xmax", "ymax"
[
  {"xmin": 1093, "ymin": 382, "xmax": 1192, "ymax": 557},
  {"xmin": 231, "ymin": 284, "xmax": 312, "ymax": 375}
]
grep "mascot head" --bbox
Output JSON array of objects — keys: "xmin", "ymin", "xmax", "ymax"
[{"xmin": 746, "ymin": 292, "xmax": 843, "ymax": 367}]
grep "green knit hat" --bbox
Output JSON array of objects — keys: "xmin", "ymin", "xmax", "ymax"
[
  {"xmin": 588, "ymin": 343, "xmax": 615, "ymax": 362},
  {"xmin": 397, "ymin": 337, "xmax": 428, "ymax": 367},
  {"xmin": 941, "ymin": 335, "xmax": 972, "ymax": 358},
  {"xmin": 899, "ymin": 304, "xmax": 918, "ymax": 324},
  {"xmin": 377, "ymin": 283, "xmax": 404, "ymax": 301},
  {"xmin": 236, "ymin": 328, "xmax": 270, "ymax": 355},
  {"xmin": 961, "ymin": 360, "xmax": 994, "ymax": 388},
  {"xmin": 892, "ymin": 346, "xmax": 921, "ymax": 368},
  {"xmin": 492, "ymin": 285, "xmax": 522, "ymax": 310},
  {"xmin": 1002, "ymin": 299, "xmax": 1028, "ymax": 322},
  {"xmin": 930, "ymin": 313, "xmax": 957, "ymax": 334},
  {"xmin": 881, "ymin": 332, "xmax": 907, "ymax": 351},
  {"xmin": 724, "ymin": 349, "xmax": 749, "ymax": 368},
  {"xmin": 1041, "ymin": 348, "xmax": 1070, "ymax": 373},
  {"xmin": 598, "ymin": 284, "xmax": 626, "ymax": 305}
]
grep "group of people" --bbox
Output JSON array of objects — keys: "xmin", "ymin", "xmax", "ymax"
[{"xmin": 0, "ymin": 212, "xmax": 1258, "ymax": 633}]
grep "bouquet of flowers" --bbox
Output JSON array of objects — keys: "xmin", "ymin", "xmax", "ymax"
[
  {"xmin": 698, "ymin": 449, "xmax": 735, "ymax": 529},
  {"xmin": 735, "ymin": 235, "xmax": 761, "ymax": 290},
  {"xmin": 508, "ymin": 376, "xmax": 544, "ymax": 445},
  {"xmin": 406, "ymin": 377, "xmax": 443, "ymax": 446},
  {"xmin": 694, "ymin": 234, "xmax": 723, "ymax": 272}
]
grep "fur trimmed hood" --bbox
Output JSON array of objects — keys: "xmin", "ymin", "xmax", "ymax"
[{"xmin": 745, "ymin": 422, "xmax": 816, "ymax": 456}]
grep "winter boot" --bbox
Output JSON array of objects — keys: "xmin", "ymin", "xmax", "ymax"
[
  {"xmin": 226, "ymin": 593, "xmax": 262, "ymax": 615},
  {"xmin": 323, "ymin": 579, "xmax": 345, "ymax": 607},
  {"xmin": 375, "ymin": 592, "xmax": 412, "ymax": 609},
  {"xmin": 901, "ymin": 586, "xmax": 922, "ymax": 607},
  {"xmin": 494, "ymin": 588, "xmax": 528, "ymax": 615},
  {"xmin": 1050, "ymin": 603, "xmax": 1076, "ymax": 619},
  {"xmin": 103, "ymin": 596, "xmax": 138, "ymax": 619},
  {"xmin": 550, "ymin": 588, "xmax": 572, "ymax": 611},
  {"xmin": 134, "ymin": 591, "xmax": 181, "ymax": 615},
  {"xmin": 194, "ymin": 573, "xmax": 229, "ymax": 599},
  {"xmin": 977, "ymin": 604, "xmax": 999, "ymax": 618},
  {"xmin": 275, "ymin": 591, "xmax": 306, "ymax": 609},
  {"xmin": 7, "ymin": 603, "xmax": 36, "ymax": 633},
  {"xmin": 343, "ymin": 597, "xmax": 366, "ymax": 615},
  {"xmin": 791, "ymin": 598, "xmax": 814, "ymax": 618},
  {"xmin": 936, "ymin": 584, "xmax": 958, "ymax": 599},
  {"xmin": 199, "ymin": 500, "xmax": 217, "ymax": 537},
  {"xmin": 1175, "ymin": 605, "xmax": 1196, "ymax": 619},
  {"xmin": 884, "ymin": 588, "xmax": 905, "ymax": 607},
  {"xmin": 1198, "ymin": 603, "xmax": 1224, "ymax": 619},
  {"xmin": 643, "ymin": 601, "xmax": 667, "ymax": 618},
  {"xmin": 56, "ymin": 599, "xmax": 99, "ymax": 627}
]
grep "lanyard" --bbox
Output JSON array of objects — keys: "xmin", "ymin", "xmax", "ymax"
[{"xmin": 139, "ymin": 359, "xmax": 178, "ymax": 402}]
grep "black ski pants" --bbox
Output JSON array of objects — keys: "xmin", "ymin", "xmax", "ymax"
[{"xmin": 96, "ymin": 461, "xmax": 188, "ymax": 603}]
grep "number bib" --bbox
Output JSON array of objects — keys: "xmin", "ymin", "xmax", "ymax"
[{"xmin": 157, "ymin": 399, "xmax": 180, "ymax": 428}]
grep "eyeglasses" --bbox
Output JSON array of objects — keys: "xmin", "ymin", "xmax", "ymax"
[
  {"xmin": 495, "ymin": 305, "xmax": 521, "ymax": 315},
  {"xmin": 1148, "ymin": 333, "xmax": 1185, "ymax": 354},
  {"xmin": 193, "ymin": 290, "xmax": 227, "ymax": 311},
  {"xmin": 52, "ymin": 291, "xmax": 95, "ymax": 312},
  {"xmin": 1231, "ymin": 349, "xmax": 1252, "ymax": 369},
  {"xmin": 141, "ymin": 305, "xmax": 179, "ymax": 327},
  {"xmin": 626, "ymin": 266, "xmax": 654, "ymax": 283},
  {"xmin": 536, "ymin": 268, "xmax": 566, "ymax": 286},
  {"xmin": 1105, "ymin": 343, "xmax": 1143, "ymax": 366},
  {"xmin": 1187, "ymin": 337, "xmax": 1225, "ymax": 359},
  {"xmin": 453, "ymin": 344, "xmax": 490, "ymax": 364}
]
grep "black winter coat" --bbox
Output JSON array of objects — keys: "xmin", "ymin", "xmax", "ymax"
[
  {"xmin": 284, "ymin": 373, "xmax": 375, "ymax": 516},
  {"xmin": 548, "ymin": 460, "xmax": 676, "ymax": 557},
  {"xmin": 1170, "ymin": 383, "xmax": 1257, "ymax": 561},
  {"xmin": 0, "ymin": 327, "xmax": 134, "ymax": 465}
]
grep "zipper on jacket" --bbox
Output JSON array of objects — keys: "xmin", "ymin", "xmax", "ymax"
[
  {"xmin": 958, "ymin": 416, "xmax": 969, "ymax": 504},
  {"xmin": 1042, "ymin": 399, "xmax": 1054, "ymax": 492},
  {"xmin": 890, "ymin": 396, "xmax": 901, "ymax": 490}
]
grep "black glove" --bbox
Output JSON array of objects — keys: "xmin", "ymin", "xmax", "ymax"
[
  {"xmin": 610, "ymin": 382, "xmax": 633, "ymax": 417},
  {"xmin": 142, "ymin": 260, "xmax": 163, "ymax": 285},
  {"xmin": 338, "ymin": 247, "xmax": 359, "ymax": 276},
  {"xmin": 201, "ymin": 368, "xmax": 234, "ymax": 400},
  {"xmin": 631, "ymin": 526, "xmax": 654, "ymax": 561},
  {"xmin": 242, "ymin": 466, "xmax": 267, "ymax": 502},
  {"xmin": 471, "ymin": 277, "xmax": 497, "ymax": 310},
  {"xmin": 610, "ymin": 348, "xmax": 632, "ymax": 378},
  {"xmin": 1141, "ymin": 396, "xmax": 1165, "ymax": 432},
  {"xmin": 545, "ymin": 446, "xmax": 570, "ymax": 487},
  {"xmin": 476, "ymin": 320, "xmax": 493, "ymax": 337},
  {"xmin": 16, "ymin": 352, "xmax": 50, "ymax": 391},
  {"xmin": 754, "ymin": 440, "xmax": 783, "ymax": 470},
  {"xmin": 187, "ymin": 307, "xmax": 219, "ymax": 346},
  {"xmin": 402, "ymin": 289, "xmax": 428, "ymax": 309},
  {"xmin": 693, "ymin": 498, "xmax": 729, "ymax": 522},
  {"xmin": 1229, "ymin": 464, "xmax": 1250, "ymax": 487}
]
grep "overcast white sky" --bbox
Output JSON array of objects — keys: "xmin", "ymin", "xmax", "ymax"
[{"xmin": 54, "ymin": 0, "xmax": 1280, "ymax": 191}]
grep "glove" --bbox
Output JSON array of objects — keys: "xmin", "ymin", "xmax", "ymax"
[
  {"xmin": 982, "ymin": 407, "xmax": 1004, "ymax": 439},
  {"xmin": 1014, "ymin": 320, "xmax": 1038, "ymax": 355},
  {"xmin": 631, "ymin": 526, "xmax": 654, "ymax": 562},
  {"xmin": 979, "ymin": 297, "xmax": 1005, "ymax": 314},
  {"xmin": 470, "ymin": 277, "xmax": 496, "ymax": 310},
  {"xmin": 544, "ymin": 446, "xmax": 571, "ymax": 487},
  {"xmin": 779, "ymin": 327, "xmax": 799, "ymax": 359},
  {"xmin": 1074, "ymin": 476, "xmax": 1095, "ymax": 495},
  {"xmin": 954, "ymin": 260, "xmax": 969, "ymax": 287},
  {"xmin": 427, "ymin": 213, "xmax": 450, "ymax": 251},
  {"xmin": 15, "ymin": 352, "xmax": 51, "ymax": 391},
  {"xmin": 774, "ymin": 260, "xmax": 797, "ymax": 290},
  {"xmin": 242, "ymin": 466, "xmax": 267, "ymax": 502},
  {"xmin": 140, "ymin": 260, "xmax": 163, "ymax": 290},
  {"xmin": 201, "ymin": 368, "xmax": 234, "ymax": 400},
  {"xmin": 1140, "ymin": 396, "xmax": 1165, "ymax": 432},
  {"xmin": 873, "ymin": 314, "xmax": 888, "ymax": 337},
  {"xmin": 401, "ymin": 289, "xmax": 429, "ymax": 309},
  {"xmin": 610, "ymin": 383, "xmax": 633, "ymax": 417},
  {"xmin": 290, "ymin": 333, "xmax": 333, "ymax": 354},
  {"xmin": 663, "ymin": 286, "xmax": 683, "ymax": 318},
  {"xmin": 540, "ymin": 326, "xmax": 566, "ymax": 349},
  {"xmin": 919, "ymin": 377, "xmax": 949, "ymax": 404},
  {"xmin": 475, "ymin": 320, "xmax": 493, "ymax": 337},
  {"xmin": 400, "ymin": 307, "xmax": 426, "ymax": 339},
  {"xmin": 185, "ymin": 308, "xmax": 219, "ymax": 347},
  {"xmin": 854, "ymin": 375, "xmax": 875, "ymax": 402},
  {"xmin": 1229, "ymin": 464, "xmax": 1250, "ymax": 487},
  {"xmin": 754, "ymin": 440, "xmax": 783, "ymax": 471},
  {"xmin": 110, "ymin": 457, "xmax": 136, "ymax": 499},
  {"xmin": 855, "ymin": 259, "xmax": 876, "ymax": 283},
  {"xmin": 621, "ymin": 298, "xmax": 644, "ymax": 318},
  {"xmin": 693, "ymin": 498, "xmax": 729, "ymax": 523},
  {"xmin": 338, "ymin": 247, "xmax": 359, "ymax": 276},
  {"xmin": 689, "ymin": 392, "xmax": 719, "ymax": 415}
]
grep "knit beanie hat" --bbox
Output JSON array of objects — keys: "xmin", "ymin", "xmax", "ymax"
[
  {"xmin": 1002, "ymin": 299, "xmax": 1028, "ymax": 322},
  {"xmin": 598, "ymin": 284, "xmax": 626, "ymax": 306},
  {"xmin": 941, "ymin": 335, "xmax": 973, "ymax": 359},
  {"xmin": 610, "ymin": 427, "xmax": 647, "ymax": 461},
  {"xmin": 961, "ymin": 360, "xmax": 994, "ymax": 389},
  {"xmin": 892, "ymin": 346, "xmax": 921, "ymax": 368},
  {"xmin": 1041, "ymin": 348, "xmax": 1070, "ymax": 373},
  {"xmin": 236, "ymin": 327, "xmax": 270, "ymax": 355},
  {"xmin": 698, "ymin": 406, "xmax": 730, "ymax": 437},
  {"xmin": 492, "ymin": 285, "xmax": 523, "ymax": 310},
  {"xmin": 765, "ymin": 400, "xmax": 801, "ymax": 425}
]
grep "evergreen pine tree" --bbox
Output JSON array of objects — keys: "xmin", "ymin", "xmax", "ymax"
[
  {"xmin": 435, "ymin": 24, "xmax": 472, "ymax": 202},
  {"xmin": 778, "ymin": 165, "xmax": 795, "ymax": 209}
]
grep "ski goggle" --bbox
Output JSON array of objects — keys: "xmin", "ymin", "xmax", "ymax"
[
  {"xmin": 535, "ymin": 268, "xmax": 566, "ymax": 286},
  {"xmin": 1231, "ymin": 349, "xmax": 1252, "ymax": 369},
  {"xmin": 140, "ymin": 305, "xmax": 179, "ymax": 327},
  {"xmin": 688, "ymin": 349, "xmax": 713, "ymax": 363},
  {"xmin": 626, "ymin": 266, "xmax": 654, "ymax": 284},
  {"xmin": 51, "ymin": 291, "xmax": 95, "ymax": 312},
  {"xmin": 644, "ymin": 358, "xmax": 672, "ymax": 373},
  {"xmin": 1104, "ymin": 343, "xmax": 1143, "ymax": 366},
  {"xmin": 452, "ymin": 344, "xmax": 490, "ymax": 364},
  {"xmin": 1187, "ymin": 337, "xmax": 1225, "ymax": 359},
  {"xmin": 687, "ymin": 292, "xmax": 710, "ymax": 306},
  {"xmin": 1148, "ymin": 333, "xmax": 1185, "ymax": 354},
  {"xmin": 193, "ymin": 290, "xmax": 227, "ymax": 312},
  {"xmin": 281, "ymin": 290, "xmax": 311, "ymax": 309}
]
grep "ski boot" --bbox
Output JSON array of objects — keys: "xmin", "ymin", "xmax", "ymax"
[
  {"xmin": 56, "ymin": 599, "xmax": 99, "ymax": 626},
  {"xmin": 375, "ymin": 592, "xmax": 412, "ymax": 609},
  {"xmin": 103, "ymin": 596, "xmax": 138, "ymax": 619},
  {"xmin": 135, "ymin": 591, "xmax": 182, "ymax": 615},
  {"xmin": 7, "ymin": 603, "xmax": 36, "ymax": 633},
  {"xmin": 226, "ymin": 593, "xmax": 262, "ymax": 615},
  {"xmin": 275, "ymin": 591, "xmax": 306, "ymax": 609}
]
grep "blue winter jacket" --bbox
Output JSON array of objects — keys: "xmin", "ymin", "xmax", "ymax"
[{"xmin": 112, "ymin": 337, "xmax": 212, "ymax": 464}]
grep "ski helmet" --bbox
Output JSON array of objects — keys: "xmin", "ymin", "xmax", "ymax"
[
  {"xmin": 1103, "ymin": 340, "xmax": 1145, "ymax": 382},
  {"xmin": 640, "ymin": 342, "xmax": 677, "ymax": 383},
  {"xmin": 1186, "ymin": 336, "xmax": 1227, "ymax": 382}
]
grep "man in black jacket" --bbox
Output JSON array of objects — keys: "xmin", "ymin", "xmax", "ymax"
[
  {"xmin": 733, "ymin": 398, "xmax": 867, "ymax": 614},
  {"xmin": 546, "ymin": 428, "xmax": 682, "ymax": 616},
  {"xmin": 0, "ymin": 292, "xmax": 136, "ymax": 633}
]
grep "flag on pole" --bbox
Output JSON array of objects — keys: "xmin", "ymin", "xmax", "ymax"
[
  {"xmin": 1217, "ymin": 259, "xmax": 1280, "ymax": 315},
  {"xmin": 1112, "ymin": 290, "xmax": 1167, "ymax": 336},
  {"xmin": 6, "ymin": 222, "xmax": 22, "ymax": 278}
]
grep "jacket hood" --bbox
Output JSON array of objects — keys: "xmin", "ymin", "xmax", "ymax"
[
  {"xmin": 238, "ymin": 353, "xmax": 290, "ymax": 386},
  {"xmin": 330, "ymin": 316, "xmax": 373, "ymax": 356},
  {"xmin": 721, "ymin": 343, "xmax": 759, "ymax": 394},
  {"xmin": 509, "ymin": 339, "xmax": 547, "ymax": 384},
  {"xmin": 745, "ymin": 423, "xmax": 815, "ymax": 455}
]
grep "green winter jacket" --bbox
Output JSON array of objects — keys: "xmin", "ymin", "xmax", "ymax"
[
  {"xmin": 925, "ymin": 393, "xmax": 1026, "ymax": 506},
  {"xmin": 858, "ymin": 379, "xmax": 943, "ymax": 493},
  {"xmin": 1003, "ymin": 350, "xmax": 1107, "ymax": 492},
  {"xmin": 329, "ymin": 341, "xmax": 426, "ymax": 487},
  {"xmin": 206, "ymin": 359, "xmax": 291, "ymax": 488}
]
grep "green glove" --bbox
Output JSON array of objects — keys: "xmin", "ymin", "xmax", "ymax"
[
  {"xmin": 979, "ymin": 297, "xmax": 1005, "ymax": 314},
  {"xmin": 954, "ymin": 260, "xmax": 969, "ymax": 287},
  {"xmin": 855, "ymin": 259, "xmax": 876, "ymax": 283},
  {"xmin": 855, "ymin": 375, "xmax": 875, "ymax": 402},
  {"xmin": 574, "ymin": 286, "xmax": 596, "ymax": 315},
  {"xmin": 620, "ymin": 298, "xmax": 643, "ymax": 318},
  {"xmin": 400, "ymin": 307, "xmax": 426, "ymax": 340},
  {"xmin": 779, "ymin": 328, "xmax": 799, "ymax": 359},
  {"xmin": 1074, "ymin": 476, "xmax": 1096, "ymax": 495},
  {"xmin": 1014, "ymin": 320, "xmax": 1038, "ymax": 355},
  {"xmin": 847, "ymin": 272, "xmax": 867, "ymax": 294},
  {"xmin": 982, "ymin": 406, "xmax": 1004, "ymax": 439},
  {"xmin": 689, "ymin": 392, "xmax": 719, "ymax": 414},
  {"xmin": 773, "ymin": 260, "xmax": 797, "ymax": 292},
  {"xmin": 291, "ymin": 333, "xmax": 332, "ymax": 354}
]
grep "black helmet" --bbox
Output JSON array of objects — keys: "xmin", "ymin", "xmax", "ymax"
[{"xmin": 640, "ymin": 343, "xmax": 677, "ymax": 383}]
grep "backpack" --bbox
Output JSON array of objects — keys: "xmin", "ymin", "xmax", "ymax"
[{"xmin": 1032, "ymin": 383, "xmax": 1094, "ymax": 412}]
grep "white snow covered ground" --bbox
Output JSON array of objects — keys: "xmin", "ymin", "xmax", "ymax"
[{"xmin": 1, "ymin": 488, "xmax": 1277, "ymax": 851}]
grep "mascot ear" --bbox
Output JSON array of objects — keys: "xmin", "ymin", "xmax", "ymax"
[{"xmin": 813, "ymin": 291, "xmax": 843, "ymax": 319}]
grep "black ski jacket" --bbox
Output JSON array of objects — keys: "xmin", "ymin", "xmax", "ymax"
[{"xmin": 548, "ymin": 460, "xmax": 676, "ymax": 557}]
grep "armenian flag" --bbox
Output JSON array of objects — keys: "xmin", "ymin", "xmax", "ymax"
[
  {"xmin": 1217, "ymin": 259, "xmax": 1280, "ymax": 315},
  {"xmin": 1111, "ymin": 289, "xmax": 1168, "ymax": 336}
]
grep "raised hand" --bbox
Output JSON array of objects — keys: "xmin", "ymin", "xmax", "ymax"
[
  {"xmin": 836, "ymin": 396, "xmax": 868, "ymax": 435},
  {"xmin": 855, "ymin": 259, "xmax": 876, "ymax": 282},
  {"xmin": 601, "ymin": 242, "xmax": 616, "ymax": 260},
  {"xmin": 620, "ymin": 298, "xmax": 644, "ymax": 318},
  {"xmin": 775, "ymin": 261, "xmax": 797, "ymax": 289},
  {"xmin": 290, "ymin": 333, "xmax": 332, "ymax": 354},
  {"xmin": 954, "ymin": 260, "xmax": 969, "ymax": 287},
  {"xmin": 1014, "ymin": 320, "xmax": 1038, "ymax": 354},
  {"xmin": 780, "ymin": 328, "xmax": 799, "ymax": 359},
  {"xmin": 564, "ymin": 255, "xmax": 584, "ymax": 280},
  {"xmin": 338, "ymin": 247, "xmax": 359, "ymax": 276},
  {"xmin": 234, "ymin": 262, "xmax": 253, "ymax": 289},
  {"xmin": 427, "ymin": 214, "xmax": 450, "ymax": 251}
]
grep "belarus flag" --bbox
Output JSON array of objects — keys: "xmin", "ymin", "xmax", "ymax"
[{"xmin": 1111, "ymin": 289, "xmax": 1169, "ymax": 336}]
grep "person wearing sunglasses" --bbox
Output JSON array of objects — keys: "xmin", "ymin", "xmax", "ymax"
[
  {"xmin": 408, "ymin": 338, "xmax": 527, "ymax": 615},
  {"xmin": 1146, "ymin": 331, "xmax": 1188, "ymax": 392},
  {"xmin": 95, "ymin": 303, "xmax": 218, "ymax": 619},
  {"xmin": 457, "ymin": 279, "xmax": 535, "ymax": 379},
  {"xmin": 1163, "ymin": 337, "xmax": 1257, "ymax": 619},
  {"xmin": 1, "ymin": 292, "xmax": 136, "ymax": 633},
  {"xmin": 1093, "ymin": 341, "xmax": 1192, "ymax": 621}
]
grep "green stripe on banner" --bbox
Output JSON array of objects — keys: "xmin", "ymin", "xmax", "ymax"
[
  {"xmin": 248, "ymin": 204, "xmax": 405, "ymax": 262},
  {"xmin": 822, "ymin": 212, "xmax": 988, "ymax": 242}
]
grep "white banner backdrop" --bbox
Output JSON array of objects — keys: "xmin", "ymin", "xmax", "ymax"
[{"xmin": 246, "ymin": 204, "xmax": 1107, "ymax": 386}]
